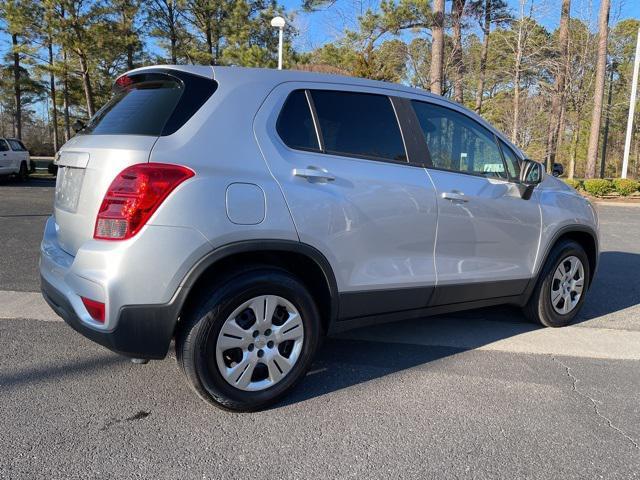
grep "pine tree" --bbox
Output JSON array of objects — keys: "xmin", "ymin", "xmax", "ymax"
[
  {"xmin": 430, "ymin": 0, "xmax": 445, "ymax": 95},
  {"xmin": 585, "ymin": 0, "xmax": 611, "ymax": 178},
  {"xmin": 1, "ymin": 0, "xmax": 38, "ymax": 139},
  {"xmin": 544, "ymin": 0, "xmax": 570, "ymax": 171}
]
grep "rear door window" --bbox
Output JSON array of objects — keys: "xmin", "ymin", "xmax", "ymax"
[
  {"xmin": 0, "ymin": 140, "xmax": 9, "ymax": 152},
  {"xmin": 83, "ymin": 71, "xmax": 216, "ymax": 137},
  {"xmin": 276, "ymin": 90, "xmax": 320, "ymax": 151},
  {"xmin": 309, "ymin": 90, "xmax": 407, "ymax": 162}
]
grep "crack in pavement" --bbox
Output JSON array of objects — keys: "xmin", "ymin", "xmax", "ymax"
[{"xmin": 553, "ymin": 357, "xmax": 639, "ymax": 450}]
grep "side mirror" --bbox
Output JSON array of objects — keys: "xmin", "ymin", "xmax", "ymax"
[{"xmin": 519, "ymin": 160, "xmax": 544, "ymax": 200}]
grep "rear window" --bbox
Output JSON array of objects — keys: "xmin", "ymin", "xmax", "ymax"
[
  {"xmin": 7, "ymin": 139, "xmax": 27, "ymax": 151},
  {"xmin": 83, "ymin": 71, "xmax": 216, "ymax": 136},
  {"xmin": 309, "ymin": 90, "xmax": 406, "ymax": 162}
]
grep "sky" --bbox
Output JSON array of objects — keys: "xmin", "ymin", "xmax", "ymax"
[
  {"xmin": 282, "ymin": 0, "xmax": 640, "ymax": 52},
  {"xmin": 1, "ymin": 0, "xmax": 639, "ymax": 60}
]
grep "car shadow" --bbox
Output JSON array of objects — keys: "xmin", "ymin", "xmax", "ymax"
[
  {"xmin": 576, "ymin": 251, "xmax": 640, "ymax": 321},
  {"xmin": 0, "ymin": 176, "xmax": 56, "ymax": 188},
  {"xmin": 0, "ymin": 353, "xmax": 128, "ymax": 395},
  {"xmin": 281, "ymin": 313, "xmax": 537, "ymax": 408},
  {"xmin": 279, "ymin": 250, "xmax": 640, "ymax": 408}
]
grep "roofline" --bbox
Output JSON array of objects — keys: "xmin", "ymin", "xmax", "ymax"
[{"xmin": 113, "ymin": 65, "xmax": 524, "ymax": 159}]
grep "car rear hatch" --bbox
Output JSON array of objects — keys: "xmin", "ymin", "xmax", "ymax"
[{"xmin": 53, "ymin": 67, "xmax": 216, "ymax": 256}]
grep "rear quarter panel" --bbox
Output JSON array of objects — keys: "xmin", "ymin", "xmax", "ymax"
[{"xmin": 147, "ymin": 71, "xmax": 298, "ymax": 247}]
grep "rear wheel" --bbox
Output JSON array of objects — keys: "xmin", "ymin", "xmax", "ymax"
[
  {"xmin": 523, "ymin": 240, "xmax": 590, "ymax": 327},
  {"xmin": 17, "ymin": 161, "xmax": 28, "ymax": 182},
  {"xmin": 176, "ymin": 268, "xmax": 321, "ymax": 411}
]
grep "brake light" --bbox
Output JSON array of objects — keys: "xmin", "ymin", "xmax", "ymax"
[
  {"xmin": 94, "ymin": 163, "xmax": 194, "ymax": 240},
  {"xmin": 81, "ymin": 297, "xmax": 105, "ymax": 323}
]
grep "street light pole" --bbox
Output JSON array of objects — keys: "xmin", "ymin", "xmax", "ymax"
[
  {"xmin": 270, "ymin": 16, "xmax": 286, "ymax": 70},
  {"xmin": 622, "ymin": 26, "xmax": 640, "ymax": 179}
]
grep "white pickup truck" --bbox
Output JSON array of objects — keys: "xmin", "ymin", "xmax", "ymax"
[{"xmin": 0, "ymin": 137, "xmax": 31, "ymax": 180}]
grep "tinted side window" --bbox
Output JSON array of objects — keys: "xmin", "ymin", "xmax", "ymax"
[
  {"xmin": 0, "ymin": 140, "xmax": 8, "ymax": 152},
  {"xmin": 8, "ymin": 139, "xmax": 26, "ymax": 151},
  {"xmin": 276, "ymin": 90, "xmax": 320, "ymax": 151},
  {"xmin": 412, "ymin": 101, "xmax": 506, "ymax": 178},
  {"xmin": 310, "ymin": 90, "xmax": 406, "ymax": 162},
  {"xmin": 499, "ymin": 140, "xmax": 522, "ymax": 180}
]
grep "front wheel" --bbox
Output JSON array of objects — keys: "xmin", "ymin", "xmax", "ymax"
[
  {"xmin": 176, "ymin": 269, "xmax": 321, "ymax": 411},
  {"xmin": 523, "ymin": 240, "xmax": 590, "ymax": 327}
]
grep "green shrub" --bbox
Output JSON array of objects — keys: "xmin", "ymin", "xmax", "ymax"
[
  {"xmin": 563, "ymin": 178, "xmax": 582, "ymax": 190},
  {"xmin": 612, "ymin": 178, "xmax": 640, "ymax": 196},
  {"xmin": 582, "ymin": 179, "xmax": 614, "ymax": 197}
]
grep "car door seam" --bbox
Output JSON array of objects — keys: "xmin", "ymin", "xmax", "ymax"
[{"xmin": 424, "ymin": 167, "xmax": 440, "ymax": 288}]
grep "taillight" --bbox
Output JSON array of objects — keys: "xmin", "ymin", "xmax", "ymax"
[
  {"xmin": 94, "ymin": 163, "xmax": 194, "ymax": 240},
  {"xmin": 81, "ymin": 297, "xmax": 105, "ymax": 323}
]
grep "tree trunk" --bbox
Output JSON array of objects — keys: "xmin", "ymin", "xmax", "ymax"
[
  {"xmin": 568, "ymin": 127, "xmax": 579, "ymax": 179},
  {"xmin": 557, "ymin": 96, "xmax": 567, "ymax": 155},
  {"xmin": 475, "ymin": 0, "xmax": 491, "ymax": 113},
  {"xmin": 122, "ymin": 8, "xmax": 135, "ymax": 70},
  {"xmin": 512, "ymin": 59, "xmax": 522, "ymax": 143},
  {"xmin": 511, "ymin": 9, "xmax": 525, "ymax": 144},
  {"xmin": 584, "ymin": 0, "xmax": 610, "ymax": 179},
  {"xmin": 62, "ymin": 50, "xmax": 71, "ymax": 142},
  {"xmin": 12, "ymin": 34, "xmax": 22, "ymax": 140},
  {"xmin": 633, "ymin": 136, "xmax": 640, "ymax": 180},
  {"xmin": 127, "ymin": 44, "xmax": 134, "ymax": 70},
  {"xmin": 544, "ymin": 0, "xmax": 570, "ymax": 171},
  {"xmin": 78, "ymin": 52, "xmax": 95, "ymax": 117},
  {"xmin": 170, "ymin": 33, "xmax": 178, "ymax": 63},
  {"xmin": 206, "ymin": 23, "xmax": 214, "ymax": 65},
  {"xmin": 169, "ymin": 1, "xmax": 178, "ymax": 64},
  {"xmin": 451, "ymin": 0, "xmax": 466, "ymax": 104},
  {"xmin": 430, "ymin": 0, "xmax": 445, "ymax": 95},
  {"xmin": 48, "ymin": 39, "xmax": 59, "ymax": 152}
]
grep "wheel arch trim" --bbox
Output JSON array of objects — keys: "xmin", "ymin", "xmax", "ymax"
[
  {"xmin": 174, "ymin": 239, "xmax": 340, "ymax": 328},
  {"xmin": 524, "ymin": 224, "xmax": 599, "ymax": 303}
]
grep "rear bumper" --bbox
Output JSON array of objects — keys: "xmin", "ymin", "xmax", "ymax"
[
  {"xmin": 38, "ymin": 215, "xmax": 209, "ymax": 359},
  {"xmin": 41, "ymin": 275, "xmax": 176, "ymax": 359}
]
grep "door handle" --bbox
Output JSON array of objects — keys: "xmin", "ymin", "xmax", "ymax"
[
  {"xmin": 441, "ymin": 191, "xmax": 469, "ymax": 203},
  {"xmin": 293, "ymin": 167, "xmax": 335, "ymax": 183}
]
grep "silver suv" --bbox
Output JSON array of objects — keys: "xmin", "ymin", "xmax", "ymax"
[{"xmin": 41, "ymin": 66, "xmax": 599, "ymax": 411}]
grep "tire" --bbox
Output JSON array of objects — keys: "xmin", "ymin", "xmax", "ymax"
[
  {"xmin": 17, "ymin": 161, "xmax": 28, "ymax": 182},
  {"xmin": 523, "ymin": 240, "xmax": 590, "ymax": 327},
  {"xmin": 176, "ymin": 268, "xmax": 321, "ymax": 412}
]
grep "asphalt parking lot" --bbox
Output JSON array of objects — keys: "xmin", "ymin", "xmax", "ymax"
[{"xmin": 1, "ymin": 176, "xmax": 639, "ymax": 479}]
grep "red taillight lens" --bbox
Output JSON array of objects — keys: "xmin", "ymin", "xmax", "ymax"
[
  {"xmin": 81, "ymin": 297, "xmax": 105, "ymax": 323},
  {"xmin": 94, "ymin": 163, "xmax": 194, "ymax": 240}
]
